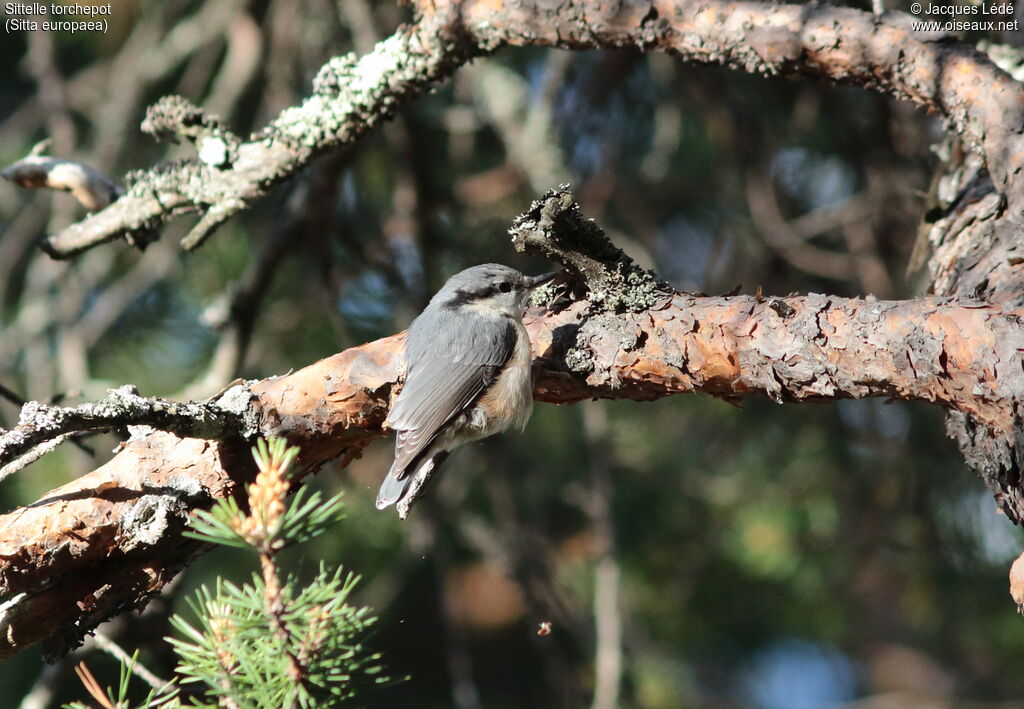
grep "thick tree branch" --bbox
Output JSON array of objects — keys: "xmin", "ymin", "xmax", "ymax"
[
  {"xmin": 1, "ymin": 285, "xmax": 1020, "ymax": 659},
  {"xmin": 38, "ymin": 1, "xmax": 1024, "ymax": 259},
  {"xmin": 6, "ymin": 0, "xmax": 1024, "ymax": 663},
  {"xmin": 435, "ymin": 0, "xmax": 1024, "ymax": 192},
  {"xmin": 0, "ymin": 385, "xmax": 255, "ymax": 481}
]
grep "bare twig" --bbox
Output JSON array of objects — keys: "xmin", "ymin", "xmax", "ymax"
[
  {"xmin": 0, "ymin": 384, "xmax": 255, "ymax": 477},
  {"xmin": 93, "ymin": 631, "xmax": 169, "ymax": 691},
  {"xmin": 745, "ymin": 169, "xmax": 856, "ymax": 281},
  {"xmin": 0, "ymin": 383, "xmax": 94, "ymax": 458},
  {"xmin": 0, "ymin": 434, "xmax": 73, "ymax": 481},
  {"xmin": 43, "ymin": 15, "xmax": 481, "ymax": 258},
  {"xmin": 2, "ymin": 147, "xmax": 123, "ymax": 212},
  {"xmin": 16, "ymin": 659, "xmax": 67, "ymax": 709},
  {"xmin": 2, "ymin": 184, "xmax": 1024, "ymax": 660},
  {"xmin": 0, "ymin": 383, "xmax": 25, "ymax": 409},
  {"xmin": 23, "ymin": 8, "xmax": 75, "ymax": 155},
  {"xmin": 39, "ymin": 1, "xmax": 1024, "ymax": 261},
  {"xmin": 203, "ymin": 13, "xmax": 263, "ymax": 120},
  {"xmin": 180, "ymin": 157, "xmax": 345, "ymax": 400}
]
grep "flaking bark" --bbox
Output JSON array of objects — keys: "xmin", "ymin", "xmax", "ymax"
[
  {"xmin": 6, "ymin": 0, "xmax": 1024, "ymax": 660},
  {"xmin": 0, "ymin": 293, "xmax": 1020, "ymax": 659},
  {"xmin": 38, "ymin": 1, "xmax": 1024, "ymax": 270}
]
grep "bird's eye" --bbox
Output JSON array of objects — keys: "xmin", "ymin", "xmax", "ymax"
[{"xmin": 498, "ymin": 281, "xmax": 513, "ymax": 293}]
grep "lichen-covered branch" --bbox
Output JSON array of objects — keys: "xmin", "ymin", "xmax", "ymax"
[
  {"xmin": 509, "ymin": 186, "xmax": 666, "ymax": 313},
  {"xmin": 1, "ymin": 289, "xmax": 1020, "ymax": 659},
  {"xmin": 0, "ymin": 385, "xmax": 256, "ymax": 481},
  {"xmin": 38, "ymin": 1, "xmax": 1024, "ymax": 260},
  {"xmin": 42, "ymin": 14, "xmax": 481, "ymax": 257},
  {"xmin": 5, "ymin": 0, "xmax": 1024, "ymax": 664}
]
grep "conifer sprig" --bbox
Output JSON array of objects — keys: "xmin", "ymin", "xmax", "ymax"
[{"xmin": 66, "ymin": 438, "xmax": 390, "ymax": 709}]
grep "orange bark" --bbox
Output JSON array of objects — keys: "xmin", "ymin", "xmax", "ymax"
[{"xmin": 1, "ymin": 293, "xmax": 1020, "ymax": 658}]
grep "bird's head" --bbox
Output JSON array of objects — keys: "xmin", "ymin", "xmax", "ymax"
[{"xmin": 436, "ymin": 263, "xmax": 557, "ymax": 319}]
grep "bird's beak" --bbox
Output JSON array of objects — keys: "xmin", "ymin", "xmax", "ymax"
[{"xmin": 526, "ymin": 271, "xmax": 559, "ymax": 289}]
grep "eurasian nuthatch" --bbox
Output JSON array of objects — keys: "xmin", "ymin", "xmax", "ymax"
[{"xmin": 376, "ymin": 263, "xmax": 556, "ymax": 512}]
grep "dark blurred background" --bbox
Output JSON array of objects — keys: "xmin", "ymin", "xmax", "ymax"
[{"xmin": 1, "ymin": 1, "xmax": 1023, "ymax": 707}]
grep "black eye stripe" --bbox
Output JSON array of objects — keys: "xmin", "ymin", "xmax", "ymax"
[{"xmin": 445, "ymin": 280, "xmax": 520, "ymax": 307}]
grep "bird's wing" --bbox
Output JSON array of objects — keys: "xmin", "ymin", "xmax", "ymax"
[{"xmin": 386, "ymin": 314, "xmax": 515, "ymax": 479}]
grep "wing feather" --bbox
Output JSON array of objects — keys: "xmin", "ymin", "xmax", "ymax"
[{"xmin": 385, "ymin": 311, "xmax": 515, "ymax": 479}]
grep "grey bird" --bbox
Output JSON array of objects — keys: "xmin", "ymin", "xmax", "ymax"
[{"xmin": 376, "ymin": 263, "xmax": 556, "ymax": 513}]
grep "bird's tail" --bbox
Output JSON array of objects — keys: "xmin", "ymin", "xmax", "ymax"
[
  {"xmin": 375, "ymin": 451, "xmax": 449, "ymax": 511},
  {"xmin": 375, "ymin": 465, "xmax": 415, "ymax": 510}
]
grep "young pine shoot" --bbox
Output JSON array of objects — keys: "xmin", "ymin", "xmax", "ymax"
[{"xmin": 66, "ymin": 438, "xmax": 390, "ymax": 709}]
